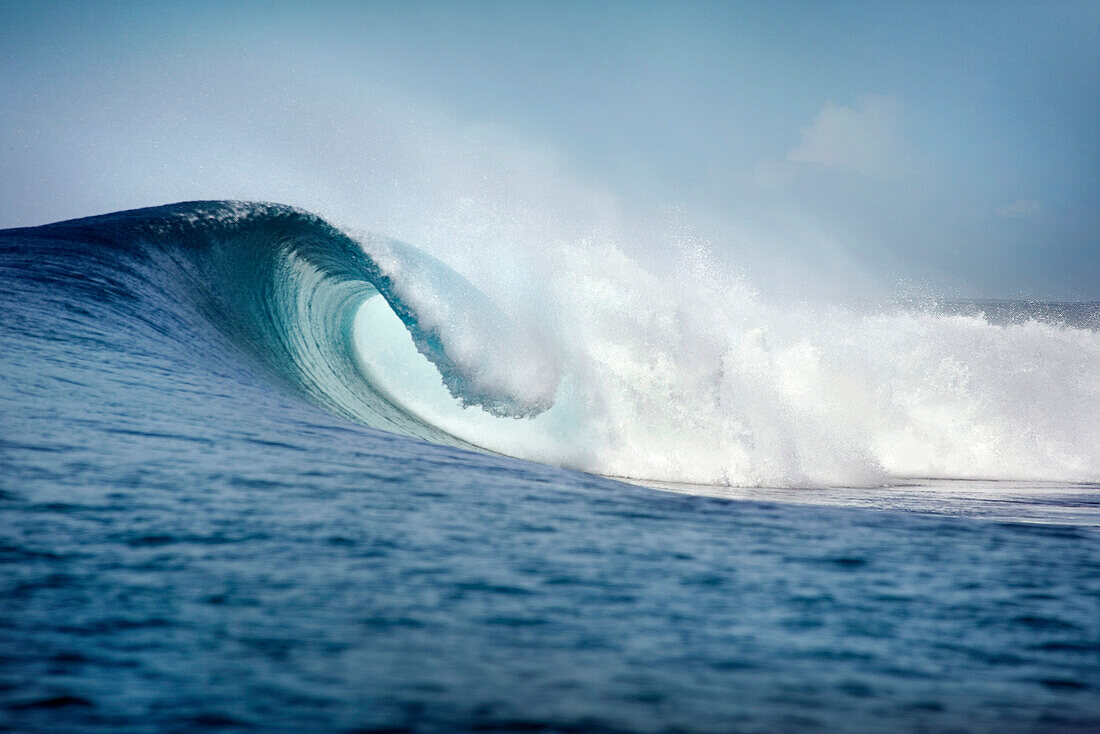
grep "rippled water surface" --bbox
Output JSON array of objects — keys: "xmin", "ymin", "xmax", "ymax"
[
  {"xmin": 4, "ymin": 326, "xmax": 1099, "ymax": 734},
  {"xmin": 2, "ymin": 209, "xmax": 1099, "ymax": 732}
]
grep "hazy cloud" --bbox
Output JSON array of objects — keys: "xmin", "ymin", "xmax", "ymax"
[{"xmin": 787, "ymin": 95, "xmax": 904, "ymax": 179}]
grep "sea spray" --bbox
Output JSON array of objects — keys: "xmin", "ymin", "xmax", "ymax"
[{"xmin": 350, "ymin": 226, "xmax": 1100, "ymax": 486}]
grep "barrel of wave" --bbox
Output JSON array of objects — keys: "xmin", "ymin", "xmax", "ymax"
[{"xmin": 350, "ymin": 292, "xmax": 589, "ymax": 465}]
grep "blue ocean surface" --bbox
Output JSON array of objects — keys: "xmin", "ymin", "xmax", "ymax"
[{"xmin": 2, "ymin": 203, "xmax": 1098, "ymax": 733}]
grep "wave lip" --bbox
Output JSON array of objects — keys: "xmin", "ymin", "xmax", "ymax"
[{"xmin": 357, "ymin": 233, "xmax": 560, "ymax": 418}]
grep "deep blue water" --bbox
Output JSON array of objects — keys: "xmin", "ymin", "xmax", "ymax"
[{"xmin": 2, "ymin": 203, "xmax": 1098, "ymax": 733}]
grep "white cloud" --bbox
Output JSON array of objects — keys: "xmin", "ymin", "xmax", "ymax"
[
  {"xmin": 996, "ymin": 199, "xmax": 1042, "ymax": 218},
  {"xmin": 786, "ymin": 94, "xmax": 904, "ymax": 179}
]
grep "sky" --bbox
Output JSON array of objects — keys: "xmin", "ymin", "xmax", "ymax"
[{"xmin": 1, "ymin": 0, "xmax": 1097, "ymax": 298}]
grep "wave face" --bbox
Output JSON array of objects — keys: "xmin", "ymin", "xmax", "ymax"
[
  {"xmin": 0, "ymin": 201, "xmax": 558, "ymax": 447},
  {"xmin": 2, "ymin": 201, "xmax": 1098, "ymax": 487}
]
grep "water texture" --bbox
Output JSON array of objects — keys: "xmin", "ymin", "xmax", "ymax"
[{"xmin": 1, "ymin": 203, "xmax": 1098, "ymax": 732}]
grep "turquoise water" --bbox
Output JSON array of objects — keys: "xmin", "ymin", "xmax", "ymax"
[{"xmin": 2, "ymin": 203, "xmax": 1098, "ymax": 732}]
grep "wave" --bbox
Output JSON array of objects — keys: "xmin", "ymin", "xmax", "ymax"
[
  {"xmin": 1, "ymin": 201, "xmax": 1098, "ymax": 487},
  {"xmin": 0, "ymin": 201, "xmax": 557, "ymax": 446}
]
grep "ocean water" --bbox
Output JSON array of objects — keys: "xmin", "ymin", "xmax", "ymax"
[{"xmin": 1, "ymin": 202, "xmax": 1098, "ymax": 733}]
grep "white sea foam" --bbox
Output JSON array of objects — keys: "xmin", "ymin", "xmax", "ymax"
[{"xmin": 353, "ymin": 236, "xmax": 1100, "ymax": 487}]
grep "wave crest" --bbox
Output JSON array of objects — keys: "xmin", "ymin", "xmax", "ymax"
[
  {"xmin": 3, "ymin": 201, "xmax": 1098, "ymax": 487},
  {"xmin": 6, "ymin": 201, "xmax": 558, "ymax": 442}
]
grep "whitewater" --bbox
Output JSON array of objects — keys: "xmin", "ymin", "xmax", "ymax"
[
  {"xmin": 2, "ymin": 201, "xmax": 1099, "ymax": 732},
  {"xmin": 12, "ymin": 201, "xmax": 1098, "ymax": 488}
]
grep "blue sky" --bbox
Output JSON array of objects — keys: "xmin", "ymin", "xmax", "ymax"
[{"xmin": 1, "ymin": 1, "xmax": 1097, "ymax": 298}]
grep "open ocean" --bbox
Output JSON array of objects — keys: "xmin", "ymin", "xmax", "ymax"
[{"xmin": 2, "ymin": 202, "xmax": 1098, "ymax": 733}]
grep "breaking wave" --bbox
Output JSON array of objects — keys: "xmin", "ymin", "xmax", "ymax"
[{"xmin": 2, "ymin": 201, "xmax": 1097, "ymax": 487}]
